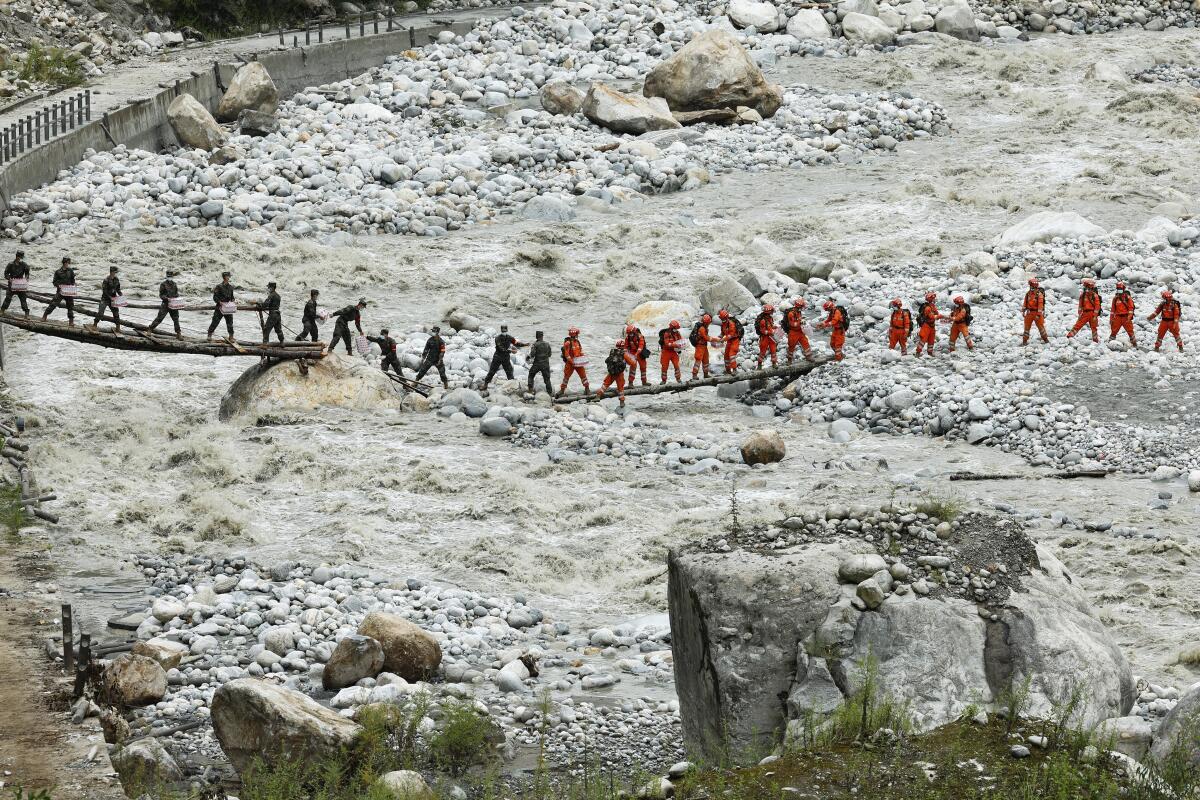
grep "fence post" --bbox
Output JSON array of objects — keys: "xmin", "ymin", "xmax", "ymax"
[
  {"xmin": 85, "ymin": 89, "xmax": 92, "ymax": 121},
  {"xmin": 373, "ymin": 13, "xmax": 379, "ymax": 34},
  {"xmin": 319, "ymin": 25, "xmax": 324, "ymax": 43},
  {"xmin": 409, "ymin": 26, "xmax": 415, "ymax": 47},
  {"xmin": 388, "ymin": 11, "xmax": 393, "ymax": 32},
  {"xmin": 278, "ymin": 27, "xmax": 284, "ymax": 45},
  {"xmin": 359, "ymin": 12, "xmax": 365, "ymax": 36},
  {"xmin": 73, "ymin": 633, "xmax": 92, "ymax": 699},
  {"xmin": 345, "ymin": 18, "xmax": 351, "ymax": 39},
  {"xmin": 51, "ymin": 104, "xmax": 58, "ymax": 137},
  {"xmin": 61, "ymin": 604, "xmax": 74, "ymax": 673}
]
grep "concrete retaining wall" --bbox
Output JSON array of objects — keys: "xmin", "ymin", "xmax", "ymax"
[{"xmin": 0, "ymin": 17, "xmax": 477, "ymax": 212}]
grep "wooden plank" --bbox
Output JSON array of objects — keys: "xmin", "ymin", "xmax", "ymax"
[{"xmin": 554, "ymin": 358, "xmax": 828, "ymax": 403}]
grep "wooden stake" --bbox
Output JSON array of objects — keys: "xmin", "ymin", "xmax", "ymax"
[{"xmin": 61, "ymin": 604, "xmax": 74, "ymax": 673}]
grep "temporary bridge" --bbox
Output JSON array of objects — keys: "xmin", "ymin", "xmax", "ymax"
[{"xmin": 553, "ymin": 359, "xmax": 826, "ymax": 403}]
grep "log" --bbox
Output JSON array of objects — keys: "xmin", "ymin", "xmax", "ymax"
[
  {"xmin": 554, "ymin": 358, "xmax": 827, "ymax": 403},
  {"xmin": 948, "ymin": 470, "xmax": 1110, "ymax": 482}
]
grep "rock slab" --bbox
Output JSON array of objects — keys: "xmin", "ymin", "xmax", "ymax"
[
  {"xmin": 643, "ymin": 30, "xmax": 784, "ymax": 119},
  {"xmin": 167, "ymin": 93, "xmax": 225, "ymax": 151}
]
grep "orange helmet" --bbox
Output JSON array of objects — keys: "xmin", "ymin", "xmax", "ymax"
[
  {"xmin": 625, "ymin": 324, "xmax": 636, "ymax": 334},
  {"xmin": 763, "ymin": 304, "xmax": 774, "ymax": 313},
  {"xmin": 1083, "ymin": 278, "xmax": 1096, "ymax": 287},
  {"xmin": 954, "ymin": 295, "xmax": 964, "ymax": 304},
  {"xmin": 1162, "ymin": 290, "xmax": 1173, "ymax": 299},
  {"xmin": 1116, "ymin": 281, "xmax": 1126, "ymax": 289},
  {"xmin": 615, "ymin": 339, "xmax": 625, "ymax": 348},
  {"xmin": 701, "ymin": 313, "xmax": 712, "ymax": 323},
  {"xmin": 793, "ymin": 298, "xmax": 806, "ymax": 308},
  {"xmin": 669, "ymin": 319, "xmax": 680, "ymax": 329},
  {"xmin": 924, "ymin": 292, "xmax": 936, "ymax": 301},
  {"xmin": 718, "ymin": 309, "xmax": 729, "ymax": 319},
  {"xmin": 1028, "ymin": 278, "xmax": 1039, "ymax": 287},
  {"xmin": 823, "ymin": 300, "xmax": 834, "ymax": 311},
  {"xmin": 568, "ymin": 327, "xmax": 579, "ymax": 336},
  {"xmin": 889, "ymin": 298, "xmax": 902, "ymax": 308}
]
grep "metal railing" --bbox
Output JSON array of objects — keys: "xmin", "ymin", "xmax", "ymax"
[
  {"xmin": 280, "ymin": 11, "xmax": 423, "ymax": 49},
  {"xmin": 0, "ymin": 89, "xmax": 92, "ymax": 166}
]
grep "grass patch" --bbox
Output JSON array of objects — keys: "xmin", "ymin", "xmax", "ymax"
[
  {"xmin": 0, "ymin": 483, "xmax": 28, "ymax": 540},
  {"xmin": 18, "ymin": 42, "xmax": 85, "ymax": 89},
  {"xmin": 428, "ymin": 699, "xmax": 495, "ymax": 776},
  {"xmin": 915, "ymin": 492, "xmax": 964, "ymax": 522}
]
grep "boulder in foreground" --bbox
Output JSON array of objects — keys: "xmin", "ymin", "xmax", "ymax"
[
  {"xmin": 219, "ymin": 353, "xmax": 402, "ymax": 421},
  {"xmin": 217, "ymin": 62, "xmax": 279, "ymax": 122},
  {"xmin": 583, "ymin": 83, "xmax": 681, "ymax": 134},
  {"xmin": 167, "ymin": 93, "xmax": 225, "ymax": 151},
  {"xmin": 643, "ymin": 30, "xmax": 784, "ymax": 119}
]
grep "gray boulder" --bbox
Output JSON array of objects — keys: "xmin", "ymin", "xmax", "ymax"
[
  {"xmin": 1093, "ymin": 715, "xmax": 1154, "ymax": 760},
  {"xmin": 217, "ymin": 62, "xmax": 279, "ymax": 122},
  {"xmin": 521, "ymin": 195, "xmax": 576, "ymax": 222},
  {"xmin": 934, "ymin": 3, "xmax": 980, "ymax": 41},
  {"xmin": 238, "ymin": 109, "xmax": 279, "ymax": 137},
  {"xmin": 480, "ymin": 416, "xmax": 513, "ymax": 437},
  {"xmin": 111, "ymin": 738, "xmax": 183, "ymax": 796},
  {"xmin": 787, "ymin": 8, "xmax": 834, "ymax": 39},
  {"xmin": 741, "ymin": 430, "xmax": 785, "ymax": 465},
  {"xmin": 167, "ymin": 93, "xmax": 225, "ymax": 151},
  {"xmin": 582, "ymin": 82, "xmax": 681, "ymax": 135},
  {"xmin": 1148, "ymin": 683, "xmax": 1200, "ymax": 769},
  {"xmin": 668, "ymin": 527, "xmax": 1134, "ymax": 761},
  {"xmin": 375, "ymin": 769, "xmax": 436, "ymax": 800},
  {"xmin": 643, "ymin": 30, "xmax": 784, "ymax": 119},
  {"xmin": 103, "ymin": 653, "xmax": 167, "ymax": 707},
  {"xmin": 699, "ymin": 276, "xmax": 756, "ymax": 316},
  {"xmin": 841, "ymin": 12, "xmax": 896, "ymax": 44},
  {"xmin": 358, "ymin": 612, "xmax": 442, "ymax": 682},
  {"xmin": 322, "ymin": 634, "xmax": 386, "ymax": 690},
  {"xmin": 539, "ymin": 80, "xmax": 585, "ymax": 116},
  {"xmin": 212, "ymin": 679, "xmax": 363, "ymax": 774}
]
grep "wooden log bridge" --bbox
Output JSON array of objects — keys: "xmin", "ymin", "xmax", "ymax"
[
  {"xmin": 554, "ymin": 358, "xmax": 827, "ymax": 403},
  {"xmin": 0, "ymin": 310, "xmax": 327, "ymax": 360}
]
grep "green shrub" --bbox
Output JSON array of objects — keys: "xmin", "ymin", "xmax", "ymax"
[
  {"xmin": 428, "ymin": 699, "xmax": 494, "ymax": 776},
  {"xmin": 18, "ymin": 42, "xmax": 85, "ymax": 89}
]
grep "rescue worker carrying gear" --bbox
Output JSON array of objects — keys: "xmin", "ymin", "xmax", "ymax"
[
  {"xmin": 690, "ymin": 314, "xmax": 713, "ymax": 379},
  {"xmin": 948, "ymin": 295, "xmax": 974, "ymax": 352},
  {"xmin": 93, "ymin": 266, "xmax": 123, "ymax": 333},
  {"xmin": 415, "ymin": 325, "xmax": 450, "ymax": 388},
  {"xmin": 624, "ymin": 324, "xmax": 650, "ymax": 386},
  {"xmin": 481, "ymin": 325, "xmax": 528, "ymax": 392},
  {"xmin": 658, "ymin": 320, "xmax": 684, "ymax": 384},
  {"xmin": 147, "ymin": 269, "xmax": 182, "ymax": 337},
  {"xmin": 915, "ymin": 292, "xmax": 942, "ymax": 357},
  {"xmin": 817, "ymin": 300, "xmax": 849, "ymax": 361},
  {"xmin": 1149, "ymin": 290, "xmax": 1183, "ymax": 352},
  {"xmin": 887, "ymin": 299, "xmax": 912, "ymax": 355},
  {"xmin": 367, "ymin": 328, "xmax": 405, "ymax": 375},
  {"xmin": 207, "ymin": 271, "xmax": 236, "ymax": 340},
  {"xmin": 297, "ymin": 289, "xmax": 321, "ymax": 342},
  {"xmin": 329, "ymin": 298, "xmax": 367, "ymax": 355},
  {"xmin": 258, "ymin": 282, "xmax": 284, "ymax": 344},
  {"xmin": 557, "ymin": 327, "xmax": 590, "ymax": 396},
  {"xmin": 1022, "ymin": 277, "xmax": 1049, "ymax": 346},
  {"xmin": 2, "ymin": 250, "xmax": 30, "ymax": 315},
  {"xmin": 1067, "ymin": 278, "xmax": 1102, "ymax": 343},
  {"xmin": 527, "ymin": 331, "xmax": 553, "ymax": 396},
  {"xmin": 782, "ymin": 298, "xmax": 812, "ymax": 363},
  {"xmin": 755, "ymin": 304, "xmax": 778, "ymax": 368},
  {"xmin": 596, "ymin": 340, "xmax": 631, "ymax": 407},
  {"xmin": 1109, "ymin": 281, "xmax": 1136, "ymax": 347},
  {"xmin": 718, "ymin": 309, "xmax": 744, "ymax": 373},
  {"xmin": 42, "ymin": 257, "xmax": 77, "ymax": 326}
]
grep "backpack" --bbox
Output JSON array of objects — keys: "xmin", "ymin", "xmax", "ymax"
[
  {"xmin": 658, "ymin": 328, "xmax": 671, "ymax": 347},
  {"xmin": 560, "ymin": 340, "xmax": 571, "ymax": 362},
  {"xmin": 730, "ymin": 317, "xmax": 745, "ymax": 339},
  {"xmin": 917, "ymin": 301, "xmax": 933, "ymax": 323},
  {"xmin": 689, "ymin": 322, "xmax": 705, "ymax": 346},
  {"xmin": 961, "ymin": 303, "xmax": 973, "ymax": 326},
  {"xmin": 836, "ymin": 306, "xmax": 850, "ymax": 332},
  {"xmin": 605, "ymin": 349, "xmax": 625, "ymax": 374}
]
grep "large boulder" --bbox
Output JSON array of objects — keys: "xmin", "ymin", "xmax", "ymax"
[
  {"xmin": 358, "ymin": 612, "xmax": 442, "ymax": 682},
  {"xmin": 539, "ymin": 80, "xmax": 585, "ymax": 116},
  {"xmin": 219, "ymin": 354, "xmax": 403, "ymax": 421},
  {"xmin": 211, "ymin": 679, "xmax": 363, "ymax": 775},
  {"xmin": 374, "ymin": 770, "xmax": 436, "ymax": 800},
  {"xmin": 167, "ymin": 93, "xmax": 225, "ymax": 151},
  {"xmin": 217, "ymin": 62, "xmax": 279, "ymax": 122},
  {"xmin": 668, "ymin": 515, "xmax": 1134, "ymax": 761},
  {"xmin": 323, "ymin": 634, "xmax": 386, "ymax": 690},
  {"xmin": 995, "ymin": 211, "xmax": 1106, "ymax": 247},
  {"xmin": 627, "ymin": 300, "xmax": 695, "ymax": 333},
  {"xmin": 728, "ymin": 0, "xmax": 781, "ymax": 30},
  {"xmin": 787, "ymin": 8, "xmax": 834, "ymax": 39},
  {"xmin": 1148, "ymin": 683, "xmax": 1200, "ymax": 769},
  {"xmin": 132, "ymin": 638, "xmax": 189, "ymax": 670},
  {"xmin": 699, "ymin": 275, "xmax": 756, "ymax": 316},
  {"xmin": 841, "ymin": 12, "xmax": 896, "ymax": 44},
  {"xmin": 934, "ymin": 2, "xmax": 979, "ymax": 40},
  {"xmin": 583, "ymin": 83, "xmax": 681, "ymax": 134},
  {"xmin": 741, "ymin": 430, "xmax": 785, "ymax": 465},
  {"xmin": 111, "ymin": 738, "xmax": 183, "ymax": 796},
  {"xmin": 643, "ymin": 30, "xmax": 784, "ymax": 119},
  {"xmin": 238, "ymin": 109, "xmax": 279, "ymax": 137},
  {"xmin": 103, "ymin": 653, "xmax": 167, "ymax": 707}
]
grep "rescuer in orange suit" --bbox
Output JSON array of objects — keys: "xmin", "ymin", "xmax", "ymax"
[
  {"xmin": 887, "ymin": 298, "xmax": 912, "ymax": 355},
  {"xmin": 1067, "ymin": 278, "xmax": 1102, "ymax": 343},
  {"xmin": 658, "ymin": 320, "xmax": 683, "ymax": 384},
  {"xmin": 1022, "ymin": 277, "xmax": 1049, "ymax": 346},
  {"xmin": 624, "ymin": 324, "xmax": 650, "ymax": 386},
  {"xmin": 1109, "ymin": 281, "xmax": 1136, "ymax": 347},
  {"xmin": 781, "ymin": 298, "xmax": 811, "ymax": 363},
  {"xmin": 754, "ymin": 304, "xmax": 778, "ymax": 368},
  {"xmin": 1149, "ymin": 289, "xmax": 1183, "ymax": 352},
  {"xmin": 596, "ymin": 340, "xmax": 631, "ymax": 407},
  {"xmin": 948, "ymin": 295, "xmax": 974, "ymax": 352},
  {"xmin": 817, "ymin": 300, "xmax": 848, "ymax": 361},
  {"xmin": 718, "ymin": 309, "xmax": 743, "ymax": 373},
  {"xmin": 556, "ymin": 327, "xmax": 590, "ymax": 396},
  {"xmin": 690, "ymin": 314, "xmax": 713, "ymax": 379},
  {"xmin": 915, "ymin": 292, "xmax": 942, "ymax": 357}
]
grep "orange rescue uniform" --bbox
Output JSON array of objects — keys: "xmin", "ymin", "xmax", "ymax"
[
  {"xmin": 888, "ymin": 308, "xmax": 912, "ymax": 354},
  {"xmin": 949, "ymin": 303, "xmax": 973, "ymax": 351},
  {"xmin": 624, "ymin": 327, "xmax": 648, "ymax": 385},
  {"xmin": 691, "ymin": 321, "xmax": 712, "ymax": 379},
  {"xmin": 916, "ymin": 301, "xmax": 940, "ymax": 356},
  {"xmin": 819, "ymin": 306, "xmax": 848, "ymax": 361},
  {"xmin": 558, "ymin": 335, "xmax": 589, "ymax": 394},
  {"xmin": 754, "ymin": 311, "xmax": 778, "ymax": 367},
  {"xmin": 1150, "ymin": 299, "xmax": 1183, "ymax": 352},
  {"xmin": 782, "ymin": 307, "xmax": 811, "ymax": 362},
  {"xmin": 660, "ymin": 327, "xmax": 683, "ymax": 383},
  {"xmin": 721, "ymin": 317, "xmax": 742, "ymax": 372},
  {"xmin": 1110, "ymin": 290, "xmax": 1136, "ymax": 345},
  {"xmin": 1068, "ymin": 287, "xmax": 1102, "ymax": 342}
]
